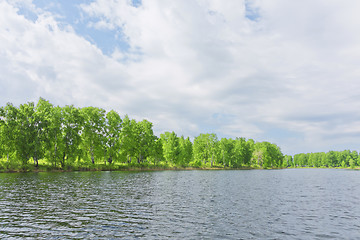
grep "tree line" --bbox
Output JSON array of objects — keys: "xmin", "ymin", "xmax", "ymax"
[
  {"xmin": 0, "ymin": 98, "xmax": 285, "ymax": 171},
  {"xmin": 285, "ymin": 150, "xmax": 360, "ymax": 169}
]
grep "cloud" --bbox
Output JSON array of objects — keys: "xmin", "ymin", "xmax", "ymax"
[
  {"xmin": 1, "ymin": 0, "xmax": 360, "ymax": 154},
  {"xmin": 0, "ymin": 1, "xmax": 132, "ymax": 108}
]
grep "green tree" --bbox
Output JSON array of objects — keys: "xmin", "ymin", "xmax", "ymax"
[
  {"xmin": 46, "ymin": 106, "xmax": 63, "ymax": 168},
  {"xmin": 161, "ymin": 131, "xmax": 180, "ymax": 165},
  {"xmin": 135, "ymin": 119, "xmax": 156, "ymax": 163},
  {"xmin": 283, "ymin": 155, "xmax": 293, "ymax": 168},
  {"xmin": 104, "ymin": 110, "xmax": 122, "ymax": 164},
  {"xmin": 151, "ymin": 137, "xmax": 164, "ymax": 165},
  {"xmin": 32, "ymin": 98, "xmax": 54, "ymax": 167},
  {"xmin": 59, "ymin": 105, "xmax": 84, "ymax": 168},
  {"xmin": 0, "ymin": 107, "xmax": 4, "ymax": 159},
  {"xmin": 193, "ymin": 133, "xmax": 218, "ymax": 167},
  {"xmin": 252, "ymin": 142, "xmax": 283, "ymax": 168},
  {"xmin": 350, "ymin": 157, "xmax": 356, "ymax": 169},
  {"xmin": 120, "ymin": 115, "xmax": 137, "ymax": 163},
  {"xmin": 341, "ymin": 160, "xmax": 346, "ymax": 168},
  {"xmin": 219, "ymin": 138, "xmax": 235, "ymax": 167},
  {"xmin": 81, "ymin": 106, "xmax": 106, "ymax": 164},
  {"xmin": 252, "ymin": 142, "xmax": 266, "ymax": 167},
  {"xmin": 338, "ymin": 150, "xmax": 350, "ymax": 167},
  {"xmin": 14, "ymin": 102, "xmax": 38, "ymax": 168},
  {"xmin": 351, "ymin": 151, "xmax": 358, "ymax": 165},
  {"xmin": 0, "ymin": 103, "xmax": 18, "ymax": 166},
  {"xmin": 319, "ymin": 152, "xmax": 327, "ymax": 167},
  {"xmin": 233, "ymin": 137, "xmax": 252, "ymax": 167},
  {"xmin": 293, "ymin": 153, "xmax": 308, "ymax": 167},
  {"xmin": 326, "ymin": 151, "xmax": 338, "ymax": 167},
  {"xmin": 178, "ymin": 136, "xmax": 193, "ymax": 166}
]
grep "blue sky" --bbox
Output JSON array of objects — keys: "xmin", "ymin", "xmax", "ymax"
[
  {"xmin": 1, "ymin": 0, "xmax": 360, "ymax": 155},
  {"xmin": 18, "ymin": 0, "xmax": 130, "ymax": 55}
]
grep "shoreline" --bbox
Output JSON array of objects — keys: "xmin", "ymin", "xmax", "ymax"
[
  {"xmin": 0, "ymin": 165, "xmax": 259, "ymax": 173},
  {"xmin": 1, "ymin": 165, "xmax": 358, "ymax": 174}
]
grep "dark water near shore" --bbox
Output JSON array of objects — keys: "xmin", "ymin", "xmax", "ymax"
[{"xmin": 0, "ymin": 169, "xmax": 359, "ymax": 239}]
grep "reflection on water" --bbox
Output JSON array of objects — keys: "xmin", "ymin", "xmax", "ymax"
[{"xmin": 0, "ymin": 169, "xmax": 360, "ymax": 239}]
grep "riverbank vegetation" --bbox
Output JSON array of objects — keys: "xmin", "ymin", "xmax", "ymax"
[
  {"xmin": 0, "ymin": 98, "xmax": 285, "ymax": 172},
  {"xmin": 287, "ymin": 151, "xmax": 360, "ymax": 169},
  {"xmin": 1, "ymin": 99, "xmax": 358, "ymax": 173}
]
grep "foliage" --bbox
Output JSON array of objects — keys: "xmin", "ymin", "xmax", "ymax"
[
  {"xmin": 0, "ymin": 98, "xmax": 289, "ymax": 171},
  {"xmin": 292, "ymin": 150, "xmax": 359, "ymax": 168},
  {"xmin": 160, "ymin": 131, "xmax": 181, "ymax": 165}
]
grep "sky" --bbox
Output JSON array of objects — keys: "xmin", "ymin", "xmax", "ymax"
[{"xmin": 1, "ymin": 0, "xmax": 360, "ymax": 155}]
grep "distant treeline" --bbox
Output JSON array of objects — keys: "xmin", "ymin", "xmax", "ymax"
[
  {"xmin": 285, "ymin": 150, "xmax": 360, "ymax": 169},
  {"xmin": 0, "ymin": 98, "xmax": 285, "ymax": 171}
]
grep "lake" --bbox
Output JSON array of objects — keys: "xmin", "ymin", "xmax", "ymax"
[{"xmin": 0, "ymin": 169, "xmax": 359, "ymax": 239}]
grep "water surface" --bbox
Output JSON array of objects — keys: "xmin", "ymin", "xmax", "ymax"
[{"xmin": 0, "ymin": 169, "xmax": 359, "ymax": 239}]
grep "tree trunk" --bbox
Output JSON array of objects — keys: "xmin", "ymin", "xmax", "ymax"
[
  {"xmin": 137, "ymin": 153, "xmax": 141, "ymax": 164},
  {"xmin": 54, "ymin": 142, "xmax": 57, "ymax": 168},
  {"xmin": 61, "ymin": 152, "xmax": 66, "ymax": 169},
  {"xmin": 33, "ymin": 146, "xmax": 38, "ymax": 167},
  {"xmin": 91, "ymin": 147, "xmax": 95, "ymax": 164}
]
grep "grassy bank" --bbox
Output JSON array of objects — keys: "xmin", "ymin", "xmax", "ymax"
[{"xmin": 0, "ymin": 158, "xmax": 261, "ymax": 173}]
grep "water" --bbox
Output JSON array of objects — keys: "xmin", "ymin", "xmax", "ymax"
[{"xmin": 0, "ymin": 169, "xmax": 359, "ymax": 239}]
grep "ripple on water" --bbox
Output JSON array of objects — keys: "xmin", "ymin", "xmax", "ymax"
[{"xmin": 0, "ymin": 169, "xmax": 360, "ymax": 239}]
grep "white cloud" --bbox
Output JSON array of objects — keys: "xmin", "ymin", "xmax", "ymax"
[
  {"xmin": 0, "ymin": 0, "xmax": 131, "ymax": 108},
  {"xmin": 1, "ymin": 0, "xmax": 360, "ymax": 154}
]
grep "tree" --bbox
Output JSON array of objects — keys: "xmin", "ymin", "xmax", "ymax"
[
  {"xmin": 207, "ymin": 134, "xmax": 219, "ymax": 167},
  {"xmin": 120, "ymin": 115, "xmax": 137, "ymax": 164},
  {"xmin": 134, "ymin": 119, "xmax": 156, "ymax": 164},
  {"xmin": 319, "ymin": 152, "xmax": 327, "ymax": 167},
  {"xmin": 233, "ymin": 137, "xmax": 252, "ymax": 167},
  {"xmin": 219, "ymin": 138, "xmax": 235, "ymax": 167},
  {"xmin": 0, "ymin": 103, "xmax": 18, "ymax": 166},
  {"xmin": 46, "ymin": 106, "xmax": 63, "ymax": 168},
  {"xmin": 350, "ymin": 157, "xmax": 356, "ymax": 169},
  {"xmin": 252, "ymin": 142, "xmax": 283, "ymax": 168},
  {"xmin": 193, "ymin": 133, "xmax": 219, "ymax": 167},
  {"xmin": 283, "ymin": 155, "xmax": 293, "ymax": 168},
  {"xmin": 161, "ymin": 131, "xmax": 180, "ymax": 165},
  {"xmin": 341, "ymin": 160, "xmax": 346, "ymax": 168},
  {"xmin": 326, "ymin": 151, "xmax": 338, "ymax": 167},
  {"xmin": 15, "ymin": 102, "xmax": 37, "ymax": 168},
  {"xmin": 351, "ymin": 151, "xmax": 358, "ymax": 165},
  {"xmin": 178, "ymin": 136, "xmax": 193, "ymax": 166},
  {"xmin": 252, "ymin": 142, "xmax": 266, "ymax": 167},
  {"xmin": 308, "ymin": 153, "xmax": 316, "ymax": 167},
  {"xmin": 293, "ymin": 153, "xmax": 307, "ymax": 167},
  {"xmin": 0, "ymin": 107, "xmax": 4, "ymax": 159},
  {"xmin": 104, "ymin": 110, "xmax": 122, "ymax": 164},
  {"xmin": 81, "ymin": 106, "xmax": 106, "ymax": 164},
  {"xmin": 32, "ymin": 98, "xmax": 54, "ymax": 167},
  {"xmin": 59, "ymin": 105, "xmax": 84, "ymax": 168},
  {"xmin": 193, "ymin": 134, "xmax": 207, "ymax": 165},
  {"xmin": 151, "ymin": 137, "xmax": 164, "ymax": 165}
]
